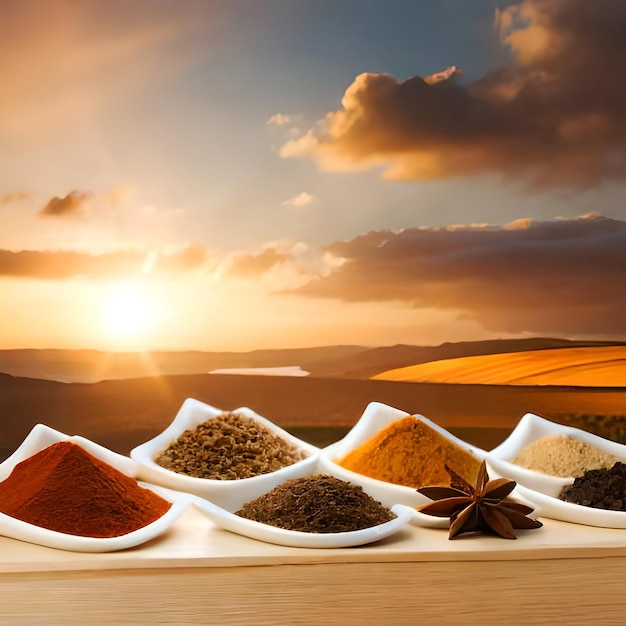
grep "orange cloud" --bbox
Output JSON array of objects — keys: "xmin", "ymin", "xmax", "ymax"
[
  {"xmin": 1, "ymin": 192, "xmax": 30, "ymax": 205},
  {"xmin": 225, "ymin": 248, "xmax": 293, "ymax": 278},
  {"xmin": 281, "ymin": 0, "xmax": 626, "ymax": 189},
  {"xmin": 0, "ymin": 245, "xmax": 210, "ymax": 279},
  {"xmin": 288, "ymin": 214, "xmax": 626, "ymax": 338},
  {"xmin": 39, "ymin": 191, "xmax": 93, "ymax": 218},
  {"xmin": 152, "ymin": 245, "xmax": 209, "ymax": 274},
  {"xmin": 0, "ymin": 249, "xmax": 142, "ymax": 279}
]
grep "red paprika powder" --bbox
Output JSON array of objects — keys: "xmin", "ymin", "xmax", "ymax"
[{"xmin": 0, "ymin": 441, "xmax": 171, "ymax": 537}]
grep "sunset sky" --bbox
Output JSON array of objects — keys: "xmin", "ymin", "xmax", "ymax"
[{"xmin": 1, "ymin": 0, "xmax": 625, "ymax": 351}]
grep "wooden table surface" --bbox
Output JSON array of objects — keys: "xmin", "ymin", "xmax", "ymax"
[{"xmin": 2, "ymin": 506, "xmax": 626, "ymax": 625}]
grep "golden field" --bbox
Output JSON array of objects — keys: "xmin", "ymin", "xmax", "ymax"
[{"xmin": 373, "ymin": 346, "xmax": 626, "ymax": 386}]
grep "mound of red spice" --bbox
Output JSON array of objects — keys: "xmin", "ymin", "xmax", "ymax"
[{"xmin": 0, "ymin": 441, "xmax": 171, "ymax": 537}]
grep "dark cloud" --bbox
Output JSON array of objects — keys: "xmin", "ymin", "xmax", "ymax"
[
  {"xmin": 281, "ymin": 0, "xmax": 626, "ymax": 189},
  {"xmin": 0, "ymin": 245, "xmax": 210, "ymax": 279},
  {"xmin": 39, "ymin": 190, "xmax": 92, "ymax": 218},
  {"xmin": 288, "ymin": 214, "xmax": 626, "ymax": 338}
]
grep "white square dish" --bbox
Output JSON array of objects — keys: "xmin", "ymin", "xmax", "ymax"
[
  {"xmin": 486, "ymin": 413, "xmax": 626, "ymax": 492},
  {"xmin": 486, "ymin": 413, "xmax": 626, "ymax": 528},
  {"xmin": 130, "ymin": 398, "xmax": 320, "ymax": 510},
  {"xmin": 191, "ymin": 480, "xmax": 414, "ymax": 549},
  {"xmin": 317, "ymin": 401, "xmax": 486, "ymax": 518},
  {"xmin": 0, "ymin": 424, "xmax": 189, "ymax": 552}
]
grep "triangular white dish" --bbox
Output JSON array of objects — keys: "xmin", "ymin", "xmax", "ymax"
[{"xmin": 0, "ymin": 424, "xmax": 189, "ymax": 552}]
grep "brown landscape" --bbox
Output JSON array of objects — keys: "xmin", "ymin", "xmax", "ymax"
[
  {"xmin": 1, "ymin": 337, "xmax": 622, "ymax": 383},
  {"xmin": 1, "ymin": 338, "xmax": 625, "ymax": 462}
]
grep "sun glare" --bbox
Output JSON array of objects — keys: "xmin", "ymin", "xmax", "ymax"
[{"xmin": 102, "ymin": 284, "xmax": 159, "ymax": 343}]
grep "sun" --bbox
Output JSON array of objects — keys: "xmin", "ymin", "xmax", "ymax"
[{"xmin": 102, "ymin": 284, "xmax": 159, "ymax": 342}]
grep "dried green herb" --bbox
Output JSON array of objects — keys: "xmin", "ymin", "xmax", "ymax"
[
  {"xmin": 418, "ymin": 461, "xmax": 543, "ymax": 539},
  {"xmin": 155, "ymin": 412, "xmax": 307, "ymax": 480},
  {"xmin": 236, "ymin": 474, "xmax": 395, "ymax": 532}
]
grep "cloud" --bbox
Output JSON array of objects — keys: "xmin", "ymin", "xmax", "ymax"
[
  {"xmin": 36, "ymin": 186, "xmax": 139, "ymax": 221},
  {"xmin": 39, "ymin": 191, "xmax": 93, "ymax": 218},
  {"xmin": 0, "ymin": 245, "xmax": 211, "ymax": 280},
  {"xmin": 280, "ymin": 0, "xmax": 626, "ymax": 189},
  {"xmin": 220, "ymin": 241, "xmax": 327, "ymax": 292},
  {"xmin": 287, "ymin": 214, "xmax": 626, "ymax": 338},
  {"xmin": 281, "ymin": 192, "xmax": 315, "ymax": 207},
  {"xmin": 0, "ymin": 249, "xmax": 141, "ymax": 279},
  {"xmin": 266, "ymin": 113, "xmax": 292, "ymax": 126},
  {"xmin": 105, "ymin": 185, "xmax": 135, "ymax": 206},
  {"xmin": 1, "ymin": 192, "xmax": 30, "ymax": 205},
  {"xmin": 225, "ymin": 247, "xmax": 293, "ymax": 278},
  {"xmin": 152, "ymin": 245, "xmax": 209, "ymax": 273}
]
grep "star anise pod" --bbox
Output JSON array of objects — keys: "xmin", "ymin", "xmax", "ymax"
[{"xmin": 417, "ymin": 461, "xmax": 543, "ymax": 539}]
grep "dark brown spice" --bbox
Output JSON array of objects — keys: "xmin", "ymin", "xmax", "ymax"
[
  {"xmin": 0, "ymin": 441, "xmax": 171, "ymax": 537},
  {"xmin": 418, "ymin": 461, "xmax": 543, "ymax": 540},
  {"xmin": 236, "ymin": 474, "xmax": 395, "ymax": 532},
  {"xmin": 559, "ymin": 462, "xmax": 626, "ymax": 510},
  {"xmin": 155, "ymin": 411, "xmax": 308, "ymax": 480}
]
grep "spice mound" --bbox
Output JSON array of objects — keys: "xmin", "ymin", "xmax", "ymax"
[
  {"xmin": 560, "ymin": 462, "xmax": 626, "ymax": 511},
  {"xmin": 236, "ymin": 474, "xmax": 395, "ymax": 533},
  {"xmin": 155, "ymin": 411, "xmax": 308, "ymax": 480},
  {"xmin": 511, "ymin": 434, "xmax": 621, "ymax": 478},
  {"xmin": 0, "ymin": 441, "xmax": 171, "ymax": 537},
  {"xmin": 338, "ymin": 415, "xmax": 482, "ymax": 489},
  {"xmin": 418, "ymin": 461, "xmax": 543, "ymax": 540}
]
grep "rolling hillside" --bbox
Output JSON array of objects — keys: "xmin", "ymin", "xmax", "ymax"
[
  {"xmin": 0, "ymin": 345, "xmax": 368, "ymax": 383},
  {"xmin": 2, "ymin": 371, "xmax": 625, "ymax": 462},
  {"xmin": 307, "ymin": 337, "xmax": 624, "ymax": 379},
  {"xmin": 373, "ymin": 346, "xmax": 626, "ymax": 387},
  {"xmin": 0, "ymin": 338, "xmax": 622, "ymax": 382},
  {"xmin": 2, "ymin": 339, "xmax": 625, "ymax": 463}
]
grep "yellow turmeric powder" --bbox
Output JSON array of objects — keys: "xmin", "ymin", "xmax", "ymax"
[{"xmin": 338, "ymin": 415, "xmax": 481, "ymax": 488}]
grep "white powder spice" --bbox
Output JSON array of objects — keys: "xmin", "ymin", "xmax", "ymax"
[{"xmin": 511, "ymin": 434, "xmax": 622, "ymax": 478}]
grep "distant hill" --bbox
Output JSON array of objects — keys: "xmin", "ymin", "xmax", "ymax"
[
  {"xmin": 2, "ymin": 337, "xmax": 625, "ymax": 461},
  {"xmin": 307, "ymin": 338, "xmax": 626, "ymax": 379},
  {"xmin": 373, "ymin": 346, "xmax": 626, "ymax": 387},
  {"xmin": 0, "ymin": 345, "xmax": 368, "ymax": 383},
  {"xmin": 2, "ymin": 371, "xmax": 625, "ymax": 462},
  {"xmin": 0, "ymin": 338, "xmax": 623, "ymax": 382}
]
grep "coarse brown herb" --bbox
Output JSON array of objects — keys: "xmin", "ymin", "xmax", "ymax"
[
  {"xmin": 418, "ymin": 461, "xmax": 543, "ymax": 540},
  {"xmin": 155, "ymin": 411, "xmax": 307, "ymax": 480},
  {"xmin": 236, "ymin": 474, "xmax": 395, "ymax": 532},
  {"xmin": 559, "ymin": 462, "xmax": 626, "ymax": 510}
]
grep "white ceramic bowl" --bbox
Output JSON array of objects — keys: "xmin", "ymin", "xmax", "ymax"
[
  {"xmin": 318, "ymin": 401, "xmax": 486, "ymax": 516},
  {"xmin": 130, "ymin": 398, "xmax": 320, "ymax": 510},
  {"xmin": 513, "ymin": 481, "xmax": 626, "ymax": 529},
  {"xmin": 0, "ymin": 424, "xmax": 189, "ymax": 552},
  {"xmin": 486, "ymin": 413, "xmax": 626, "ymax": 528},
  {"xmin": 191, "ymin": 482, "xmax": 414, "ymax": 549},
  {"xmin": 486, "ymin": 412, "xmax": 626, "ymax": 492}
]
